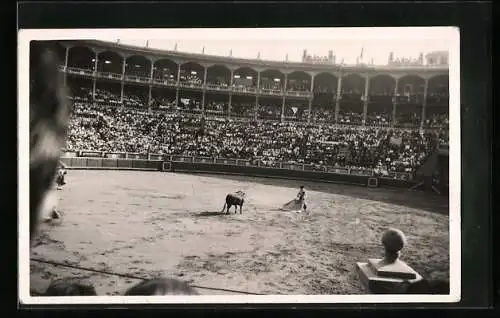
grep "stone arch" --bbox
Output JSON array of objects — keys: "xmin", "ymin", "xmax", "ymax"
[
  {"xmin": 398, "ymin": 75, "xmax": 425, "ymax": 95},
  {"xmin": 67, "ymin": 46, "xmax": 95, "ymax": 69},
  {"xmin": 287, "ymin": 71, "xmax": 311, "ymax": 91},
  {"xmin": 313, "ymin": 72, "xmax": 338, "ymax": 93},
  {"xmin": 180, "ymin": 61, "xmax": 205, "ymax": 83},
  {"xmin": 428, "ymin": 74, "xmax": 449, "ymax": 95},
  {"xmin": 207, "ymin": 64, "xmax": 232, "ymax": 86},
  {"xmin": 260, "ymin": 69, "xmax": 285, "ymax": 90},
  {"xmin": 233, "ymin": 67, "xmax": 258, "ymax": 87},
  {"xmin": 97, "ymin": 51, "xmax": 123, "ymax": 73},
  {"xmin": 369, "ymin": 74, "xmax": 396, "ymax": 95},
  {"xmin": 125, "ymin": 55, "xmax": 152, "ymax": 77},
  {"xmin": 153, "ymin": 58, "xmax": 179, "ymax": 80},
  {"xmin": 341, "ymin": 73, "xmax": 366, "ymax": 95},
  {"xmin": 426, "ymin": 74, "xmax": 449, "ymax": 107}
]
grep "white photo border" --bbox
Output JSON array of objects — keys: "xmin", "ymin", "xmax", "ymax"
[{"xmin": 18, "ymin": 27, "xmax": 461, "ymax": 305}]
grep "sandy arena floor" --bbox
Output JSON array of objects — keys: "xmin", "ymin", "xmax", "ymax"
[{"xmin": 30, "ymin": 170, "xmax": 450, "ymax": 296}]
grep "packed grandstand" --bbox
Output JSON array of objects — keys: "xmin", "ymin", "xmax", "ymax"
[{"xmin": 52, "ymin": 40, "xmax": 449, "ymax": 180}]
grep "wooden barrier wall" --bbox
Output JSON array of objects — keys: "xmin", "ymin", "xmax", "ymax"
[{"xmin": 60, "ymin": 156, "xmax": 417, "ymax": 190}]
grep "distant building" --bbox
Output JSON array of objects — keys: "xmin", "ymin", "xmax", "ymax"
[{"xmin": 425, "ymin": 51, "xmax": 449, "ymax": 66}]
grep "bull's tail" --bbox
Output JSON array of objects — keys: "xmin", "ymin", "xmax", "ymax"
[{"xmin": 221, "ymin": 201, "xmax": 227, "ymax": 213}]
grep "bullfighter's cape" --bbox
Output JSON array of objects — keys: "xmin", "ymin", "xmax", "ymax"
[{"xmin": 280, "ymin": 198, "xmax": 303, "ymax": 212}]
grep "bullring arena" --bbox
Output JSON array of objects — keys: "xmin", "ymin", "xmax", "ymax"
[{"xmin": 30, "ymin": 169, "xmax": 449, "ymax": 295}]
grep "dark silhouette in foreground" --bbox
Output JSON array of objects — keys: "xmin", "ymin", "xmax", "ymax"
[
  {"xmin": 125, "ymin": 278, "xmax": 199, "ymax": 296},
  {"xmin": 405, "ymin": 279, "xmax": 450, "ymax": 295},
  {"xmin": 29, "ymin": 41, "xmax": 198, "ymax": 297},
  {"xmin": 44, "ymin": 278, "xmax": 97, "ymax": 296}
]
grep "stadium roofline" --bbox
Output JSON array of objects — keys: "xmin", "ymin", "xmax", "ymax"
[{"xmin": 58, "ymin": 39, "xmax": 449, "ymax": 75}]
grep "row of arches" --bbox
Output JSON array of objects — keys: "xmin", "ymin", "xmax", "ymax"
[{"xmin": 55, "ymin": 45, "xmax": 449, "ymax": 96}]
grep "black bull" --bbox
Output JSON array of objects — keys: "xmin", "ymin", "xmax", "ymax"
[{"xmin": 221, "ymin": 193, "xmax": 245, "ymax": 214}]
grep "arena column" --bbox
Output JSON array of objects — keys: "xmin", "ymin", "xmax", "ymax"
[
  {"xmin": 63, "ymin": 46, "xmax": 69, "ymax": 86},
  {"xmin": 308, "ymin": 74, "xmax": 315, "ymax": 123},
  {"xmin": 175, "ymin": 63, "xmax": 181, "ymax": 108},
  {"xmin": 363, "ymin": 74, "xmax": 370, "ymax": 126},
  {"xmin": 92, "ymin": 52, "xmax": 98, "ymax": 103},
  {"xmin": 148, "ymin": 58, "xmax": 154, "ymax": 112},
  {"xmin": 64, "ymin": 46, "xmax": 69, "ymax": 71},
  {"xmin": 228, "ymin": 69, "xmax": 234, "ymax": 119},
  {"xmin": 120, "ymin": 56, "xmax": 126, "ymax": 107},
  {"xmin": 392, "ymin": 77, "xmax": 399, "ymax": 127},
  {"xmin": 281, "ymin": 73, "xmax": 288, "ymax": 122},
  {"xmin": 255, "ymin": 71, "xmax": 261, "ymax": 120},
  {"xmin": 201, "ymin": 65, "xmax": 207, "ymax": 116},
  {"xmin": 335, "ymin": 73, "xmax": 343, "ymax": 123},
  {"xmin": 420, "ymin": 77, "xmax": 429, "ymax": 129}
]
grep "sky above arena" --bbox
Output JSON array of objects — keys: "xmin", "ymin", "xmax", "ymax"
[{"xmin": 48, "ymin": 27, "xmax": 453, "ymax": 65}]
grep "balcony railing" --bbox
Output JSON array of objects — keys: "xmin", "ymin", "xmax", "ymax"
[
  {"xmin": 286, "ymin": 90, "xmax": 312, "ymax": 98},
  {"xmin": 96, "ymin": 72, "xmax": 122, "ymax": 80},
  {"xmin": 66, "ymin": 67, "xmax": 94, "ymax": 76},
  {"xmin": 124, "ymin": 75, "xmax": 151, "ymax": 83},
  {"xmin": 179, "ymin": 82, "xmax": 203, "ymax": 89},
  {"xmin": 152, "ymin": 78, "xmax": 178, "ymax": 87},
  {"xmin": 259, "ymin": 88, "xmax": 283, "ymax": 96},
  {"xmin": 205, "ymin": 84, "xmax": 230, "ymax": 91}
]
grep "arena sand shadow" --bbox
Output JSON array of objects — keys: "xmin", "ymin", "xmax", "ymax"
[{"xmin": 192, "ymin": 211, "xmax": 228, "ymax": 217}]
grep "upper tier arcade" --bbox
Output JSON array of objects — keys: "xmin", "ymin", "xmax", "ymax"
[
  {"xmin": 57, "ymin": 39, "xmax": 449, "ymax": 79},
  {"xmin": 53, "ymin": 40, "xmax": 449, "ymax": 128}
]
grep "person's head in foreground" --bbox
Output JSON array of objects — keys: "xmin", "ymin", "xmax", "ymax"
[
  {"xmin": 30, "ymin": 41, "xmax": 197, "ymax": 296},
  {"xmin": 404, "ymin": 279, "xmax": 450, "ymax": 295}
]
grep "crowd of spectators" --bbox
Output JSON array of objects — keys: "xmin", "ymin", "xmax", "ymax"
[
  {"xmin": 180, "ymin": 72, "xmax": 202, "ymax": 85},
  {"xmin": 338, "ymin": 111, "xmax": 364, "ymax": 126},
  {"xmin": 366, "ymin": 112, "xmax": 392, "ymax": 127},
  {"xmin": 65, "ymin": 102, "xmax": 445, "ymax": 177},
  {"xmin": 125, "ymin": 67, "xmax": 149, "ymax": 78},
  {"xmin": 258, "ymin": 105, "xmax": 282, "ymax": 120},
  {"xmin": 152, "ymin": 67, "xmax": 176, "ymax": 82},
  {"xmin": 94, "ymin": 89, "xmax": 121, "ymax": 106},
  {"xmin": 261, "ymin": 80, "xmax": 282, "ymax": 91},
  {"xmin": 205, "ymin": 101, "xmax": 226, "ymax": 114},
  {"xmin": 310, "ymin": 107, "xmax": 335, "ymax": 123},
  {"xmin": 69, "ymin": 86, "xmax": 448, "ymax": 129},
  {"xmin": 424, "ymin": 113, "xmax": 449, "ymax": 129},
  {"xmin": 284, "ymin": 105, "xmax": 308, "ymax": 120},
  {"xmin": 287, "ymin": 80, "xmax": 309, "ymax": 92},
  {"xmin": 206, "ymin": 76, "xmax": 229, "ymax": 87},
  {"xmin": 395, "ymin": 112, "xmax": 422, "ymax": 128},
  {"xmin": 231, "ymin": 102, "xmax": 255, "ymax": 117}
]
